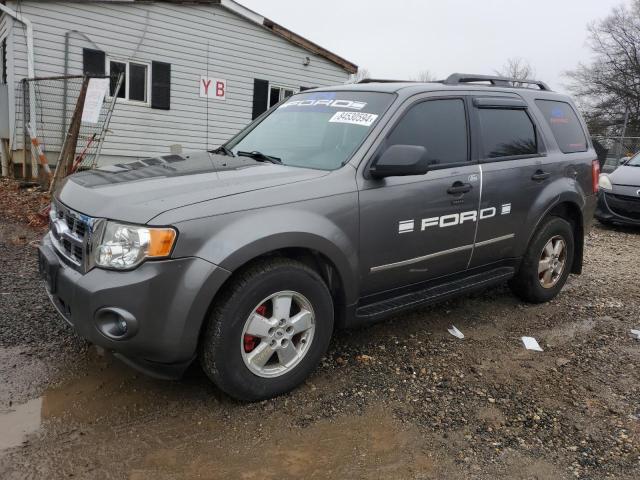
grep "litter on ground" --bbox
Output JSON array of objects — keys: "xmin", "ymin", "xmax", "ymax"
[
  {"xmin": 448, "ymin": 325, "xmax": 465, "ymax": 339},
  {"xmin": 522, "ymin": 336, "xmax": 543, "ymax": 352}
]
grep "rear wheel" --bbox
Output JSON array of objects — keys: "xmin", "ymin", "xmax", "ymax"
[
  {"xmin": 510, "ymin": 217, "xmax": 575, "ymax": 304},
  {"xmin": 200, "ymin": 258, "xmax": 334, "ymax": 401}
]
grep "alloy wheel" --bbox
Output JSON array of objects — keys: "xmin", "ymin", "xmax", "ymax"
[
  {"xmin": 538, "ymin": 235, "xmax": 567, "ymax": 289},
  {"xmin": 240, "ymin": 291, "xmax": 316, "ymax": 378}
]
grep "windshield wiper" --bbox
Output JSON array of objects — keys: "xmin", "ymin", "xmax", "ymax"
[
  {"xmin": 209, "ymin": 145, "xmax": 235, "ymax": 157},
  {"xmin": 237, "ymin": 151, "xmax": 282, "ymax": 165}
]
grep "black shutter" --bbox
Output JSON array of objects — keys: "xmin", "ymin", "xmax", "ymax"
[
  {"xmin": 83, "ymin": 48, "xmax": 105, "ymax": 76},
  {"xmin": 151, "ymin": 61, "xmax": 171, "ymax": 110},
  {"xmin": 252, "ymin": 79, "xmax": 269, "ymax": 120}
]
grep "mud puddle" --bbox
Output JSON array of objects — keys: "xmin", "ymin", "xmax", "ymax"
[
  {"xmin": 0, "ymin": 347, "xmax": 51, "ymax": 407},
  {"xmin": 1, "ymin": 349, "xmax": 449, "ymax": 479},
  {"xmin": 0, "ymin": 398, "xmax": 42, "ymax": 454},
  {"xmin": 132, "ymin": 407, "xmax": 440, "ymax": 480},
  {"xmin": 36, "ymin": 348, "xmax": 215, "ymax": 425}
]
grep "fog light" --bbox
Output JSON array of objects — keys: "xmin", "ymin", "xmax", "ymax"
[
  {"xmin": 116, "ymin": 318, "xmax": 128, "ymax": 335},
  {"xmin": 95, "ymin": 307, "xmax": 138, "ymax": 340}
]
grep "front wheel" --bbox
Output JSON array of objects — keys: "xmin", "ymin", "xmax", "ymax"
[
  {"xmin": 510, "ymin": 217, "xmax": 575, "ymax": 304},
  {"xmin": 200, "ymin": 258, "xmax": 334, "ymax": 401}
]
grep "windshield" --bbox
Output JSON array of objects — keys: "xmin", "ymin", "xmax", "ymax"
[
  {"xmin": 227, "ymin": 91, "xmax": 394, "ymax": 170},
  {"xmin": 627, "ymin": 152, "xmax": 640, "ymax": 166}
]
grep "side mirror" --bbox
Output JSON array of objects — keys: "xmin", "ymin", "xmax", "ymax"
[{"xmin": 369, "ymin": 144, "xmax": 429, "ymax": 179}]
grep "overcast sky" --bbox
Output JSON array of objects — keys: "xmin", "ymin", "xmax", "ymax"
[{"xmin": 240, "ymin": 0, "xmax": 625, "ymax": 93}]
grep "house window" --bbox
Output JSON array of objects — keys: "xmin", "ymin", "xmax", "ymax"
[
  {"xmin": 268, "ymin": 85, "xmax": 298, "ymax": 108},
  {"xmin": 252, "ymin": 79, "xmax": 299, "ymax": 120},
  {"xmin": 107, "ymin": 59, "xmax": 150, "ymax": 104}
]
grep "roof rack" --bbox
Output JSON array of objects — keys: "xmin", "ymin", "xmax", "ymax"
[
  {"xmin": 443, "ymin": 73, "xmax": 551, "ymax": 91},
  {"xmin": 356, "ymin": 74, "xmax": 552, "ymax": 91},
  {"xmin": 357, "ymin": 78, "xmax": 416, "ymax": 84}
]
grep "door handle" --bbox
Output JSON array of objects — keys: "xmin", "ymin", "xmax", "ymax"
[
  {"xmin": 531, "ymin": 170, "xmax": 551, "ymax": 181},
  {"xmin": 447, "ymin": 182, "xmax": 473, "ymax": 195}
]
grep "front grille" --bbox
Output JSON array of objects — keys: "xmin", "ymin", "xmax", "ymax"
[
  {"xmin": 606, "ymin": 193, "xmax": 640, "ymax": 221},
  {"xmin": 49, "ymin": 201, "xmax": 95, "ymax": 271},
  {"xmin": 64, "ymin": 213, "xmax": 87, "ymax": 237}
]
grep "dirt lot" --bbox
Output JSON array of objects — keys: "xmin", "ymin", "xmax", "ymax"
[{"xmin": 1, "ymin": 181, "xmax": 639, "ymax": 479}]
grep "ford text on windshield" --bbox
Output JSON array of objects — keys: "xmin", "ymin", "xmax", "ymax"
[{"xmin": 225, "ymin": 91, "xmax": 395, "ymax": 170}]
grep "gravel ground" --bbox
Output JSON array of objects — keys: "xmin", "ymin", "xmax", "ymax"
[{"xmin": 0, "ymin": 181, "xmax": 639, "ymax": 479}]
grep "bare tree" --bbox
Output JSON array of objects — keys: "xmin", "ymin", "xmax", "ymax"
[
  {"xmin": 347, "ymin": 68, "xmax": 371, "ymax": 84},
  {"xmin": 413, "ymin": 70, "xmax": 437, "ymax": 82},
  {"xmin": 566, "ymin": 1, "xmax": 640, "ymax": 136},
  {"xmin": 495, "ymin": 58, "xmax": 536, "ymax": 87}
]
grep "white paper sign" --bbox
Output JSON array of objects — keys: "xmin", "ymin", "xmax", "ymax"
[
  {"xmin": 81, "ymin": 78, "xmax": 109, "ymax": 124},
  {"xmin": 200, "ymin": 76, "xmax": 227, "ymax": 100},
  {"xmin": 522, "ymin": 337, "xmax": 543, "ymax": 352},
  {"xmin": 329, "ymin": 111, "xmax": 378, "ymax": 127}
]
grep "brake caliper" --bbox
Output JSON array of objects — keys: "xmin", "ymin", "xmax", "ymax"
[{"xmin": 243, "ymin": 304, "xmax": 267, "ymax": 353}]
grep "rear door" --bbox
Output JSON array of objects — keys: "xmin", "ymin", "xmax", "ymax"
[
  {"xmin": 358, "ymin": 94, "xmax": 481, "ymax": 296},
  {"xmin": 467, "ymin": 96, "xmax": 549, "ymax": 268}
]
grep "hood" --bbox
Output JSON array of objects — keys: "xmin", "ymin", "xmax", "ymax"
[
  {"xmin": 608, "ymin": 165, "xmax": 640, "ymax": 198},
  {"xmin": 609, "ymin": 164, "xmax": 640, "ymax": 186},
  {"xmin": 58, "ymin": 152, "xmax": 328, "ymax": 224}
]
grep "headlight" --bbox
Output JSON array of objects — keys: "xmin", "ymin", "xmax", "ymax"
[
  {"xmin": 598, "ymin": 174, "xmax": 613, "ymax": 191},
  {"xmin": 95, "ymin": 222, "xmax": 177, "ymax": 270}
]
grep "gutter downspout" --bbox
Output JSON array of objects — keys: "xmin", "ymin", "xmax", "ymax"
[{"xmin": 0, "ymin": 4, "xmax": 38, "ymax": 177}]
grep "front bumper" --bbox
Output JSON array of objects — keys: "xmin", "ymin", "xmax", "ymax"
[
  {"xmin": 595, "ymin": 191, "xmax": 640, "ymax": 226},
  {"xmin": 38, "ymin": 233, "xmax": 230, "ymax": 379}
]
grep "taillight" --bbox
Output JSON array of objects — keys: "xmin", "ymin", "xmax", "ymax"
[{"xmin": 592, "ymin": 159, "xmax": 600, "ymax": 193}]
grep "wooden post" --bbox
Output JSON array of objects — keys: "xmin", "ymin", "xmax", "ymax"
[
  {"xmin": 1, "ymin": 139, "xmax": 12, "ymax": 178},
  {"xmin": 64, "ymin": 76, "xmax": 90, "ymax": 176},
  {"xmin": 51, "ymin": 76, "xmax": 90, "ymax": 191}
]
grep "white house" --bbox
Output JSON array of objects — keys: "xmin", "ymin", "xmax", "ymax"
[{"xmin": 0, "ymin": 0, "xmax": 356, "ymax": 175}]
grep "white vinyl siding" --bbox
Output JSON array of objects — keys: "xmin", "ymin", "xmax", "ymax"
[{"xmin": 5, "ymin": 1, "xmax": 350, "ymax": 162}]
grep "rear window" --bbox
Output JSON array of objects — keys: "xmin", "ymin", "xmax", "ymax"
[
  {"xmin": 478, "ymin": 109, "xmax": 537, "ymax": 159},
  {"xmin": 536, "ymin": 100, "xmax": 587, "ymax": 154}
]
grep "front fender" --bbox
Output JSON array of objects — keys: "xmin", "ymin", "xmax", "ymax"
[{"xmin": 171, "ymin": 200, "xmax": 360, "ymax": 305}]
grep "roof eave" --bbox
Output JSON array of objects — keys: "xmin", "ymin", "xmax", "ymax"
[
  {"xmin": 117, "ymin": 0, "xmax": 358, "ymax": 74},
  {"xmin": 216, "ymin": 0, "xmax": 357, "ymax": 74},
  {"xmin": 261, "ymin": 19, "xmax": 357, "ymax": 74}
]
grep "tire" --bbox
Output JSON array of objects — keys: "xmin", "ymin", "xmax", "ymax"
[
  {"xmin": 509, "ymin": 216, "xmax": 575, "ymax": 304},
  {"xmin": 200, "ymin": 258, "xmax": 334, "ymax": 401}
]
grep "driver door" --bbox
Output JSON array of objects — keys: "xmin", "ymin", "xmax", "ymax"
[{"xmin": 358, "ymin": 96, "xmax": 480, "ymax": 296}]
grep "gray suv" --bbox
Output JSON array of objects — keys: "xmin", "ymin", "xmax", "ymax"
[{"xmin": 38, "ymin": 74, "xmax": 599, "ymax": 401}]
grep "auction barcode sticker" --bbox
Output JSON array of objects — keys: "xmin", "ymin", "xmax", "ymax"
[{"xmin": 329, "ymin": 111, "xmax": 379, "ymax": 127}]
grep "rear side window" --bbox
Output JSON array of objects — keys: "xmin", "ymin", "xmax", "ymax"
[
  {"xmin": 386, "ymin": 99, "xmax": 468, "ymax": 166},
  {"xmin": 478, "ymin": 109, "xmax": 537, "ymax": 159},
  {"xmin": 536, "ymin": 100, "xmax": 587, "ymax": 153}
]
